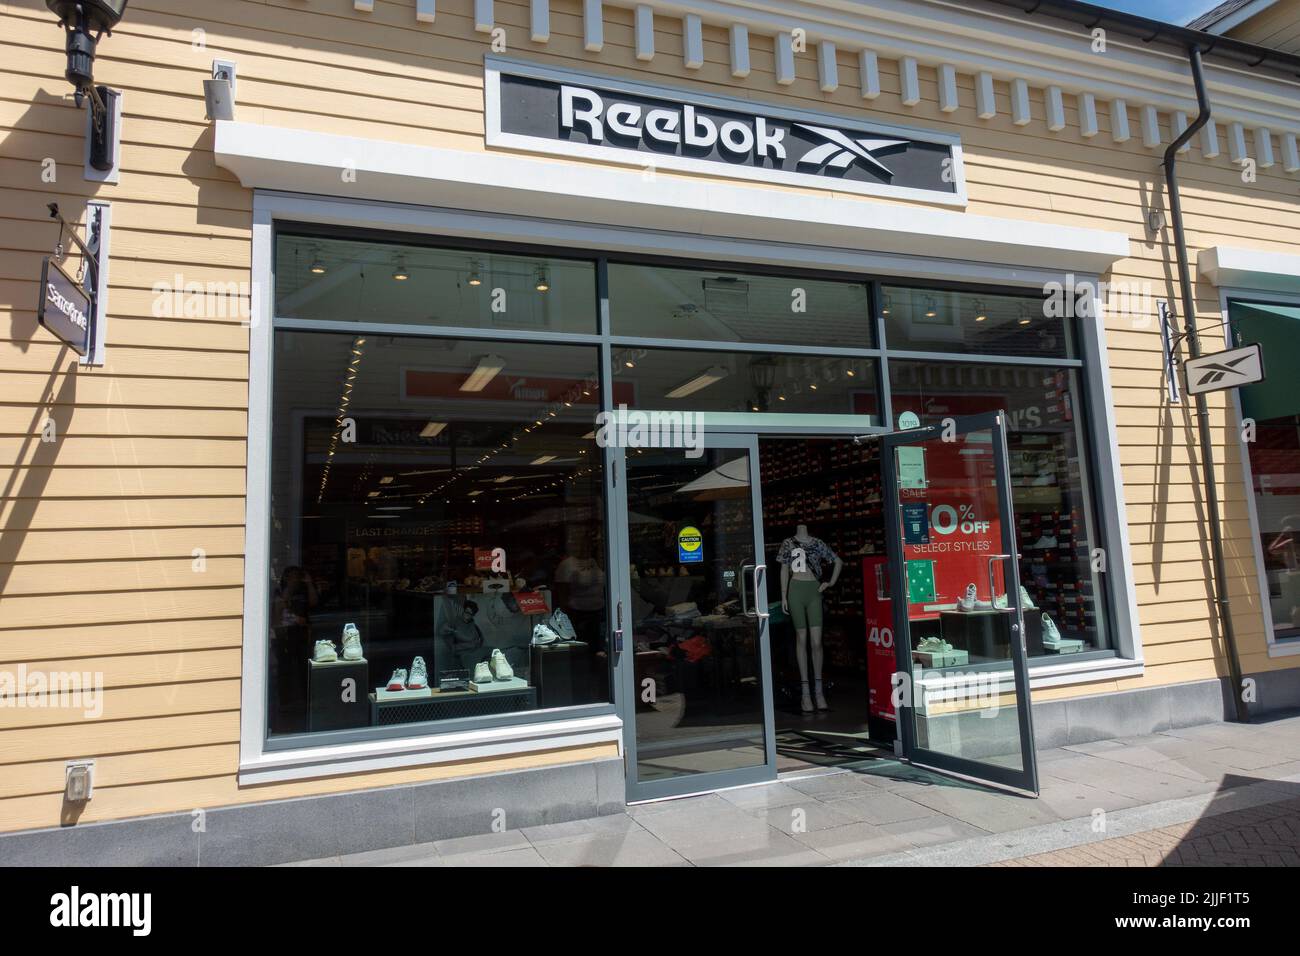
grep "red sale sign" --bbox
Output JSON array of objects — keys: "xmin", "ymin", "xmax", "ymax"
[
  {"xmin": 898, "ymin": 435, "xmax": 1006, "ymax": 619},
  {"xmin": 514, "ymin": 591, "xmax": 549, "ymax": 615},
  {"xmin": 862, "ymin": 557, "xmax": 896, "ymax": 721}
]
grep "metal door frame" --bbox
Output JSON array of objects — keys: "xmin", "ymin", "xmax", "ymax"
[
  {"xmin": 880, "ymin": 410, "xmax": 1040, "ymax": 795},
  {"xmin": 611, "ymin": 432, "xmax": 778, "ymax": 802}
]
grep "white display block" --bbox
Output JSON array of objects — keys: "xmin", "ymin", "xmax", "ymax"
[
  {"xmin": 469, "ymin": 676, "xmax": 530, "ymax": 693},
  {"xmin": 374, "ymin": 686, "xmax": 434, "ymax": 701}
]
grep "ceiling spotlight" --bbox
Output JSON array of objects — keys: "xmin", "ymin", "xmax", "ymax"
[
  {"xmin": 392, "ymin": 257, "xmax": 409, "ymax": 281},
  {"xmin": 924, "ymin": 296, "xmax": 938, "ymax": 318},
  {"xmin": 535, "ymin": 268, "xmax": 550, "ymax": 292},
  {"xmin": 468, "ymin": 262, "xmax": 482, "ymax": 286},
  {"xmin": 882, "ymin": 295, "xmax": 892, "ymax": 316},
  {"xmin": 974, "ymin": 300, "xmax": 988, "ymax": 322},
  {"xmin": 310, "ymin": 254, "xmax": 326, "ymax": 275}
]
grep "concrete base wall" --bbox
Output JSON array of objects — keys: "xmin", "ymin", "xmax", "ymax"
[{"xmin": 0, "ymin": 756, "xmax": 625, "ymax": 868}]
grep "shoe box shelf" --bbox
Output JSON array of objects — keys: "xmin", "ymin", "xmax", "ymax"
[
  {"xmin": 369, "ymin": 686, "xmax": 537, "ymax": 725},
  {"xmin": 759, "ymin": 438, "xmax": 885, "ymax": 615},
  {"xmin": 1006, "ymin": 394, "xmax": 1100, "ymax": 652}
]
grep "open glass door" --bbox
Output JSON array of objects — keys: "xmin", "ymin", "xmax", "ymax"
[
  {"xmin": 881, "ymin": 411, "xmax": 1039, "ymax": 795},
  {"xmin": 612, "ymin": 434, "xmax": 776, "ymax": 801}
]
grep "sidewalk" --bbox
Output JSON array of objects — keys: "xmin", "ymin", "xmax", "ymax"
[{"xmin": 285, "ymin": 713, "xmax": 1300, "ymax": 867}]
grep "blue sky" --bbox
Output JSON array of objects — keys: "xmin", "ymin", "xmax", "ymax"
[{"xmin": 1090, "ymin": 0, "xmax": 1224, "ymax": 25}]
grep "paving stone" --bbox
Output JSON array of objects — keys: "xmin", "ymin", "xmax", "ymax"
[
  {"xmin": 789, "ymin": 821, "xmax": 913, "ymax": 861},
  {"xmin": 532, "ymin": 829, "xmax": 688, "ymax": 867}
]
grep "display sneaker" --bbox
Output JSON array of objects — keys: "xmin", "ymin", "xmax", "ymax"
[
  {"xmin": 532, "ymin": 621, "xmax": 561, "ymax": 645},
  {"xmin": 406, "ymin": 656, "xmax": 429, "ymax": 690},
  {"xmin": 550, "ymin": 609, "xmax": 577, "ymax": 642},
  {"xmin": 1041, "ymin": 613, "xmax": 1063, "ymax": 644},
  {"xmin": 994, "ymin": 585, "xmax": 1038, "ymax": 611},
  {"xmin": 489, "ymin": 648, "xmax": 514, "ymax": 681},
  {"xmin": 341, "ymin": 623, "xmax": 363, "ymax": 660},
  {"xmin": 956, "ymin": 583, "xmax": 979, "ymax": 612},
  {"xmin": 312, "ymin": 640, "xmax": 338, "ymax": 663},
  {"xmin": 386, "ymin": 668, "xmax": 408, "ymax": 691},
  {"xmin": 472, "ymin": 661, "xmax": 493, "ymax": 684}
]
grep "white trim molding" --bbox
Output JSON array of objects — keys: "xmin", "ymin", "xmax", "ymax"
[
  {"xmin": 240, "ymin": 715, "xmax": 624, "ymax": 785},
  {"xmin": 215, "ymin": 120, "xmax": 1129, "ymax": 273},
  {"xmin": 1199, "ymin": 245, "xmax": 1300, "ymax": 293}
]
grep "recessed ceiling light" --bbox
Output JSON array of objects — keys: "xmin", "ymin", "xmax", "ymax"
[
  {"xmin": 460, "ymin": 355, "xmax": 505, "ymax": 392},
  {"xmin": 531, "ymin": 455, "xmax": 557, "ymax": 465},
  {"xmin": 419, "ymin": 421, "xmax": 447, "ymax": 438},
  {"xmin": 665, "ymin": 366, "xmax": 729, "ymax": 399}
]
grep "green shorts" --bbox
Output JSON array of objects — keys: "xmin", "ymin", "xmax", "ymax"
[{"xmin": 787, "ymin": 578, "xmax": 824, "ymax": 629}]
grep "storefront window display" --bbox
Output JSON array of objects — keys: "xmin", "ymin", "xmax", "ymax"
[
  {"xmin": 888, "ymin": 360, "xmax": 1110, "ymax": 657},
  {"xmin": 1230, "ymin": 300, "xmax": 1300, "ymax": 642},
  {"xmin": 267, "ymin": 331, "xmax": 610, "ymax": 736}
]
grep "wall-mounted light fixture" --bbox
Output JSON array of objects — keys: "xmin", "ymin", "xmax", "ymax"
[
  {"xmin": 467, "ymin": 261, "xmax": 482, "ymax": 286},
  {"xmin": 392, "ymin": 257, "xmax": 409, "ymax": 281},
  {"xmin": 46, "ymin": 1, "xmax": 128, "ymax": 172},
  {"xmin": 204, "ymin": 60, "xmax": 236, "ymax": 121},
  {"xmin": 534, "ymin": 267, "xmax": 550, "ymax": 292}
]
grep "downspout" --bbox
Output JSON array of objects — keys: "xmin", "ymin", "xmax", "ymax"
[{"xmin": 1162, "ymin": 46, "xmax": 1249, "ymax": 722}]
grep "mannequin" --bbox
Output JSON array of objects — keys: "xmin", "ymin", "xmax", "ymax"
[{"xmin": 778, "ymin": 523, "xmax": 843, "ymax": 713}]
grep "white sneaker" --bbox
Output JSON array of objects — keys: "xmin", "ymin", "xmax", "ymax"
[
  {"xmin": 407, "ymin": 656, "xmax": 428, "ymax": 690},
  {"xmin": 995, "ymin": 585, "xmax": 1039, "ymax": 611},
  {"xmin": 489, "ymin": 648, "xmax": 514, "ymax": 681},
  {"xmin": 341, "ymin": 623, "xmax": 363, "ymax": 660},
  {"xmin": 956, "ymin": 583, "xmax": 978, "ymax": 612},
  {"xmin": 532, "ymin": 621, "xmax": 561, "ymax": 645},
  {"xmin": 313, "ymin": 640, "xmax": 338, "ymax": 663},
  {"xmin": 550, "ymin": 609, "xmax": 577, "ymax": 641},
  {"xmin": 473, "ymin": 661, "xmax": 493, "ymax": 684},
  {"xmin": 1041, "ymin": 613, "xmax": 1062, "ymax": 643},
  {"xmin": 386, "ymin": 668, "xmax": 407, "ymax": 691}
]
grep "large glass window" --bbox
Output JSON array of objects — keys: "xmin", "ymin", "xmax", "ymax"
[
  {"xmin": 889, "ymin": 361, "xmax": 1109, "ymax": 657},
  {"xmin": 882, "ymin": 285, "xmax": 1076, "ymax": 359},
  {"xmin": 268, "ymin": 331, "xmax": 610, "ymax": 738},
  {"xmin": 1231, "ymin": 300, "xmax": 1300, "ymax": 642},
  {"xmin": 609, "ymin": 262, "xmax": 873, "ymax": 348},
  {"xmin": 613, "ymin": 347, "xmax": 880, "ymax": 423},
  {"xmin": 275, "ymin": 233, "xmax": 598, "ymax": 334}
]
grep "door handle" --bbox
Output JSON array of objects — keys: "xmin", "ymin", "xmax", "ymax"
[
  {"xmin": 987, "ymin": 554, "xmax": 1013, "ymax": 610},
  {"xmin": 753, "ymin": 564, "xmax": 770, "ymax": 620},
  {"xmin": 740, "ymin": 564, "xmax": 755, "ymax": 617},
  {"xmin": 612, "ymin": 599, "xmax": 624, "ymax": 654}
]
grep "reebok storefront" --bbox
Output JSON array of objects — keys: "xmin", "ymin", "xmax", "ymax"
[{"xmin": 4, "ymin": 0, "xmax": 1300, "ymax": 865}]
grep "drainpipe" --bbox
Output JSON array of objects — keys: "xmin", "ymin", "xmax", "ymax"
[{"xmin": 1162, "ymin": 46, "xmax": 1249, "ymax": 722}]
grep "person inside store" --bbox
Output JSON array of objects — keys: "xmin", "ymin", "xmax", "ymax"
[
  {"xmin": 271, "ymin": 565, "xmax": 318, "ymax": 732},
  {"xmin": 555, "ymin": 529, "xmax": 607, "ymax": 654},
  {"xmin": 778, "ymin": 524, "xmax": 843, "ymax": 713}
]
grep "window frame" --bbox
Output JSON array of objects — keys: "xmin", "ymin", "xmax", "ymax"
[
  {"xmin": 1221, "ymin": 288, "xmax": 1300, "ymax": 660},
  {"xmin": 239, "ymin": 191, "xmax": 1143, "ymax": 783}
]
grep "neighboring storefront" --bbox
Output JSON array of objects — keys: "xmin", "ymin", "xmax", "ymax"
[{"xmin": 2, "ymin": 0, "xmax": 1299, "ymax": 863}]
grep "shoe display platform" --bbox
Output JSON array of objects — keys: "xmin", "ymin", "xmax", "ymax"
[
  {"xmin": 373, "ymin": 687, "xmax": 433, "ymax": 701},
  {"xmin": 468, "ymin": 676, "xmax": 529, "ymax": 693},
  {"xmin": 369, "ymin": 686, "xmax": 537, "ymax": 725},
  {"xmin": 308, "ymin": 658, "xmax": 370, "ymax": 731}
]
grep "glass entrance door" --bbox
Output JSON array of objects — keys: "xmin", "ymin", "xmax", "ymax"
[
  {"xmin": 613, "ymin": 434, "xmax": 776, "ymax": 801},
  {"xmin": 881, "ymin": 411, "xmax": 1039, "ymax": 795}
]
